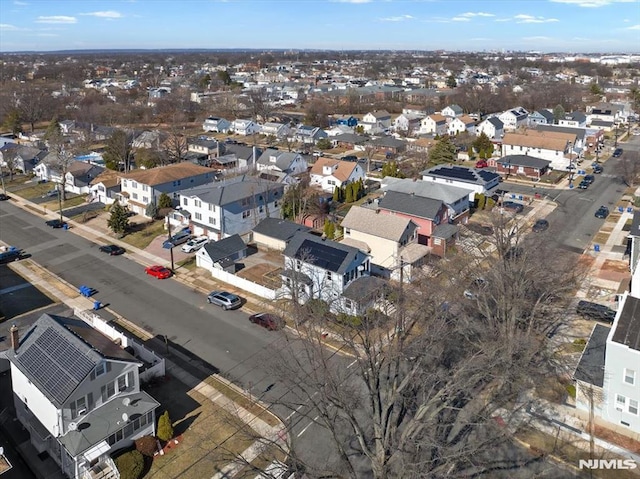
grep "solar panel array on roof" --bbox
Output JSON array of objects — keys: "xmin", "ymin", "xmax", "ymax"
[
  {"xmin": 437, "ymin": 166, "xmax": 476, "ymax": 181},
  {"xmin": 296, "ymin": 239, "xmax": 349, "ymax": 272},
  {"xmin": 18, "ymin": 328, "xmax": 95, "ymax": 405}
]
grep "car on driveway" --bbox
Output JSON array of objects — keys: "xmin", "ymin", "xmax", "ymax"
[
  {"xmin": 612, "ymin": 148, "xmax": 623, "ymax": 158},
  {"xmin": 162, "ymin": 229, "xmax": 191, "ymax": 249},
  {"xmin": 502, "ymin": 201, "xmax": 524, "ymax": 213},
  {"xmin": 181, "ymin": 236, "xmax": 209, "ymax": 253},
  {"xmin": 475, "ymin": 159, "xmax": 488, "ymax": 168},
  {"xmin": 532, "ymin": 219, "xmax": 549, "ymax": 232},
  {"xmin": 207, "ymin": 290, "xmax": 242, "ymax": 310},
  {"xmin": 593, "ymin": 164, "xmax": 603, "ymax": 174},
  {"xmin": 249, "ymin": 312, "xmax": 285, "ymax": 330},
  {"xmin": 576, "ymin": 300, "xmax": 616, "ymax": 323},
  {"xmin": 45, "ymin": 219, "xmax": 67, "ymax": 228},
  {"xmin": 594, "ymin": 206, "xmax": 610, "ymax": 219},
  {"xmin": 42, "ymin": 189, "xmax": 59, "ymax": 198},
  {"xmin": 145, "ymin": 265, "xmax": 172, "ymax": 279},
  {"xmin": 99, "ymin": 244, "xmax": 126, "ymax": 256}
]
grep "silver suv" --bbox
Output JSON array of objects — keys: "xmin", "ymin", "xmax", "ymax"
[{"xmin": 207, "ymin": 290, "xmax": 242, "ymax": 310}]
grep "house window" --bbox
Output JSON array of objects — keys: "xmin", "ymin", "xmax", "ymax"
[
  {"xmin": 132, "ymin": 193, "xmax": 138, "ymax": 200},
  {"xmin": 101, "ymin": 381, "xmax": 116, "ymax": 402},
  {"xmin": 183, "ymin": 198, "xmax": 188, "ymax": 206},
  {"xmin": 345, "ymin": 299, "xmax": 352, "ymax": 310},
  {"xmin": 132, "ymin": 181, "xmax": 137, "ymax": 188},
  {"xmin": 208, "ymin": 204, "xmax": 215, "ymax": 212},
  {"xmin": 195, "ymin": 212, "xmax": 202, "ymax": 221},
  {"xmin": 95, "ymin": 362, "xmax": 107, "ymax": 377},
  {"xmin": 117, "ymin": 374, "xmax": 128, "ymax": 392},
  {"xmin": 143, "ymin": 196, "xmax": 148, "ymax": 203},
  {"xmin": 345, "ymin": 228, "xmax": 350, "ymax": 235},
  {"xmin": 624, "ymin": 369, "xmax": 635, "ymax": 385},
  {"xmin": 295, "ymin": 259, "xmax": 301, "ymax": 269},
  {"xmin": 195, "ymin": 200, "xmax": 201, "ymax": 208},
  {"xmin": 242, "ymin": 210, "xmax": 251, "ymax": 219},
  {"xmin": 274, "ymin": 200, "xmax": 279, "ymax": 208},
  {"xmin": 629, "ymin": 399, "xmax": 639, "ymax": 415},
  {"xmin": 327, "ymin": 271, "xmax": 332, "ymax": 281},
  {"xmin": 142, "ymin": 185, "xmax": 148, "ymax": 192},
  {"xmin": 70, "ymin": 396, "xmax": 87, "ymax": 419},
  {"xmin": 259, "ymin": 206, "xmax": 264, "ymax": 213},
  {"xmin": 209, "ymin": 217, "xmax": 215, "ymax": 225},
  {"xmin": 616, "ymin": 394, "xmax": 626, "ymax": 411}
]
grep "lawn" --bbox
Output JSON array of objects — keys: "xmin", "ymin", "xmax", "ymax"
[
  {"xmin": 121, "ymin": 220, "xmax": 166, "ymax": 249},
  {"xmin": 9, "ymin": 182, "xmax": 55, "ymax": 199}
]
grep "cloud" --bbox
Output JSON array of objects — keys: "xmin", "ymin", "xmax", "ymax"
[
  {"xmin": 13, "ymin": 1, "xmax": 28, "ymax": 5},
  {"xmin": 380, "ymin": 14, "xmax": 414, "ymax": 22},
  {"xmin": 36, "ymin": 33, "xmax": 59, "ymax": 37},
  {"xmin": 80, "ymin": 11, "xmax": 123, "ymax": 19},
  {"xmin": 514, "ymin": 14, "xmax": 559, "ymax": 23},
  {"xmin": 0, "ymin": 23, "xmax": 20, "ymax": 30},
  {"xmin": 452, "ymin": 11, "xmax": 495, "ymax": 22},
  {"xmin": 549, "ymin": 0, "xmax": 634, "ymax": 7},
  {"xmin": 626, "ymin": 24, "xmax": 640, "ymax": 30},
  {"xmin": 36, "ymin": 15, "xmax": 77, "ymax": 24},
  {"xmin": 331, "ymin": 0, "xmax": 372, "ymax": 3}
]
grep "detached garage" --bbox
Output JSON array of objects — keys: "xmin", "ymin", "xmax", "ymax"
[
  {"xmin": 252, "ymin": 218, "xmax": 310, "ymax": 252},
  {"xmin": 196, "ymin": 234, "xmax": 247, "ymax": 273}
]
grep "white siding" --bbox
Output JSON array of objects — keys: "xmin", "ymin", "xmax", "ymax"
[{"xmin": 11, "ymin": 364, "xmax": 60, "ymax": 436}]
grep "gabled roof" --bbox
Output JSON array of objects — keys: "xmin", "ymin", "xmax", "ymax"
[
  {"xmin": 332, "ymin": 133, "xmax": 368, "ymax": 144},
  {"xmin": 179, "ymin": 174, "xmax": 282, "ymax": 206},
  {"xmin": 257, "ymin": 149, "xmax": 300, "ymax": 171},
  {"xmin": 369, "ymin": 136, "xmax": 406, "ymax": 148},
  {"xmin": 564, "ymin": 111, "xmax": 587, "ymax": 123},
  {"xmin": 422, "ymin": 165, "xmax": 500, "ymax": 186},
  {"xmin": 201, "ymin": 234, "xmax": 246, "ymax": 263},
  {"xmin": 444, "ymin": 104, "xmax": 463, "ymax": 115},
  {"xmin": 90, "ymin": 169, "xmax": 120, "ymax": 188},
  {"xmin": 533, "ymin": 124, "xmax": 586, "ymax": 142},
  {"xmin": 341, "ymin": 206, "xmax": 417, "ymax": 242},
  {"xmin": 573, "ymin": 323, "xmax": 609, "ymax": 387},
  {"xmin": 502, "ymin": 130, "xmax": 575, "ymax": 151},
  {"xmin": 381, "ymin": 177, "xmax": 472, "ymax": 204},
  {"xmin": 498, "ymin": 155, "xmax": 551, "ymax": 169},
  {"xmin": 485, "ymin": 117, "xmax": 504, "ymax": 129},
  {"xmin": 376, "ymin": 191, "xmax": 444, "ymax": 220},
  {"xmin": 121, "ymin": 162, "xmax": 214, "ymax": 187},
  {"xmin": 188, "ymin": 138, "xmax": 218, "ymax": 149},
  {"xmin": 426, "ymin": 114, "xmax": 446, "ymax": 124},
  {"xmin": 454, "ymin": 115, "xmax": 476, "ymax": 126},
  {"xmin": 612, "ymin": 294, "xmax": 640, "ymax": 351},
  {"xmin": 366, "ymin": 110, "xmax": 391, "ymax": 120},
  {"xmin": 283, "ymin": 232, "xmax": 364, "ymax": 274},
  {"xmin": 253, "ymin": 217, "xmax": 310, "ymax": 242},
  {"xmin": 310, "ymin": 157, "xmax": 359, "ymax": 182},
  {"xmin": 533, "ymin": 109, "xmax": 555, "ymax": 123},
  {"xmin": 6, "ymin": 314, "xmax": 139, "ymax": 408}
]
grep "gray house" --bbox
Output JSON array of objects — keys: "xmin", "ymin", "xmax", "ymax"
[{"xmin": 196, "ymin": 234, "xmax": 247, "ymax": 273}]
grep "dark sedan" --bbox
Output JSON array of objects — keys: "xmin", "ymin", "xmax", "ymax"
[
  {"xmin": 502, "ymin": 201, "xmax": 524, "ymax": 213},
  {"xmin": 45, "ymin": 219, "xmax": 67, "ymax": 229},
  {"xmin": 612, "ymin": 148, "xmax": 623, "ymax": 158},
  {"xmin": 532, "ymin": 219, "xmax": 549, "ymax": 232},
  {"xmin": 594, "ymin": 206, "xmax": 610, "ymax": 219},
  {"xmin": 99, "ymin": 244, "xmax": 126, "ymax": 256},
  {"xmin": 0, "ymin": 193, "xmax": 9, "ymax": 201}
]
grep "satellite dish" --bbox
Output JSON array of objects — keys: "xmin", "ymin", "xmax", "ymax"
[
  {"xmin": 68, "ymin": 422, "xmax": 77, "ymax": 431},
  {"xmin": 122, "ymin": 413, "xmax": 129, "ymax": 422},
  {"xmin": 122, "ymin": 397, "xmax": 131, "ymax": 407}
]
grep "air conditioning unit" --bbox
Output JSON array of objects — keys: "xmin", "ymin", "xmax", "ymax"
[{"xmin": 77, "ymin": 408, "xmax": 87, "ymax": 416}]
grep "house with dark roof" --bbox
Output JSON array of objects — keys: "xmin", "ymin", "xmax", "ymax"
[
  {"xmin": 65, "ymin": 162, "xmax": 105, "ymax": 195},
  {"xmin": 256, "ymin": 149, "xmax": 308, "ymax": 177},
  {"xmin": 476, "ymin": 117, "xmax": 504, "ymax": 140},
  {"xmin": 0, "ymin": 144, "xmax": 46, "ymax": 174},
  {"xmin": 330, "ymin": 133, "xmax": 368, "ymax": 150},
  {"xmin": 421, "ymin": 165, "xmax": 500, "ymax": 201},
  {"xmin": 196, "ymin": 234, "xmax": 247, "ymax": 273},
  {"xmin": 291, "ymin": 125, "xmax": 328, "ymax": 145},
  {"xmin": 528, "ymin": 109, "xmax": 555, "ymax": 126},
  {"xmin": 559, "ymin": 111, "xmax": 587, "ymax": 128},
  {"xmin": 172, "ymin": 174, "xmax": 284, "ymax": 241},
  {"xmin": 441, "ymin": 104, "xmax": 463, "ymax": 118},
  {"xmin": 489, "ymin": 154, "xmax": 551, "ymax": 180},
  {"xmin": 202, "ymin": 117, "xmax": 231, "ymax": 133},
  {"xmin": 279, "ymin": 232, "xmax": 382, "ymax": 315},
  {"xmin": 252, "ymin": 218, "xmax": 311, "ymax": 251},
  {"xmin": 3, "ymin": 313, "xmax": 160, "ymax": 479},
  {"xmin": 498, "ymin": 107, "xmax": 529, "ymax": 131}
]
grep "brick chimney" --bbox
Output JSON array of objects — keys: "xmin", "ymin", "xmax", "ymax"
[{"xmin": 10, "ymin": 324, "xmax": 19, "ymax": 352}]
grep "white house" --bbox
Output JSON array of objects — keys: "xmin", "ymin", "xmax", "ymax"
[
  {"xmin": 291, "ymin": 125, "xmax": 328, "ymax": 145},
  {"xmin": 65, "ymin": 162, "xmax": 105, "ymax": 195},
  {"xmin": 231, "ymin": 119, "xmax": 259, "ymax": 136},
  {"xmin": 202, "ymin": 117, "xmax": 231, "ymax": 133},
  {"xmin": 260, "ymin": 122, "xmax": 290, "ymax": 139},
  {"xmin": 256, "ymin": 149, "xmax": 308, "ymax": 176},
  {"xmin": 393, "ymin": 113, "xmax": 422, "ymax": 135},
  {"xmin": 419, "ymin": 114, "xmax": 447, "ymax": 135},
  {"xmin": 441, "ymin": 104, "xmax": 463, "ymax": 118},
  {"xmin": 476, "ymin": 117, "xmax": 504, "ymax": 139},
  {"xmin": 89, "ymin": 170, "xmax": 121, "ymax": 205},
  {"xmin": 33, "ymin": 152, "xmax": 65, "ymax": 184},
  {"xmin": 5, "ymin": 313, "xmax": 161, "ymax": 479},
  {"xmin": 421, "ymin": 165, "xmax": 500, "ymax": 200},
  {"xmin": 558, "ymin": 111, "xmax": 587, "ymax": 128},
  {"xmin": 309, "ymin": 157, "xmax": 366, "ymax": 192},
  {"xmin": 361, "ymin": 110, "xmax": 392, "ymax": 134},
  {"xmin": 501, "ymin": 130, "xmax": 577, "ymax": 171},
  {"xmin": 498, "ymin": 107, "xmax": 529, "ymax": 131},
  {"xmin": 447, "ymin": 115, "xmax": 476, "ymax": 136}
]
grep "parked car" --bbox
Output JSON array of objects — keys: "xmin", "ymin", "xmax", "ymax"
[
  {"xmin": 0, "ymin": 193, "xmax": 9, "ymax": 201},
  {"xmin": 612, "ymin": 148, "xmax": 623, "ymax": 158},
  {"xmin": 249, "ymin": 312, "xmax": 285, "ymax": 331},
  {"xmin": 162, "ymin": 229, "xmax": 191, "ymax": 249},
  {"xmin": 593, "ymin": 165, "xmax": 603, "ymax": 174},
  {"xmin": 532, "ymin": 219, "xmax": 549, "ymax": 232},
  {"xmin": 475, "ymin": 159, "xmax": 488, "ymax": 168},
  {"xmin": 578, "ymin": 180, "xmax": 590, "ymax": 189},
  {"xmin": 99, "ymin": 244, "xmax": 126, "ymax": 256},
  {"xmin": 0, "ymin": 247, "xmax": 23, "ymax": 264},
  {"xmin": 42, "ymin": 189, "xmax": 59, "ymax": 198},
  {"xmin": 583, "ymin": 174, "xmax": 595, "ymax": 184},
  {"xmin": 181, "ymin": 236, "xmax": 209, "ymax": 253},
  {"xmin": 342, "ymin": 155, "xmax": 358, "ymax": 162},
  {"xmin": 576, "ymin": 300, "xmax": 616, "ymax": 323},
  {"xmin": 502, "ymin": 201, "xmax": 524, "ymax": 213},
  {"xmin": 594, "ymin": 206, "xmax": 610, "ymax": 219},
  {"xmin": 145, "ymin": 265, "xmax": 172, "ymax": 279},
  {"xmin": 207, "ymin": 290, "xmax": 242, "ymax": 310},
  {"xmin": 45, "ymin": 219, "xmax": 66, "ymax": 229}
]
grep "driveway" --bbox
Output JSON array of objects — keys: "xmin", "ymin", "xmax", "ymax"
[{"xmin": 144, "ymin": 234, "xmax": 194, "ymax": 267}]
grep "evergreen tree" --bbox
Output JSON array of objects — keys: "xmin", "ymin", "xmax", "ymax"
[
  {"xmin": 3, "ymin": 109, "xmax": 22, "ymax": 136},
  {"xmin": 145, "ymin": 202, "xmax": 159, "ymax": 219},
  {"xmin": 333, "ymin": 186, "xmax": 341, "ymax": 203},
  {"xmin": 323, "ymin": 220, "xmax": 335, "ymax": 239},
  {"xmin": 107, "ymin": 201, "xmax": 130, "ymax": 236},
  {"xmin": 472, "ymin": 133, "xmax": 493, "ymax": 158},
  {"xmin": 158, "ymin": 192, "xmax": 173, "ymax": 209},
  {"xmin": 428, "ymin": 137, "xmax": 457, "ymax": 164},
  {"xmin": 44, "ymin": 117, "xmax": 61, "ymax": 141},
  {"xmin": 381, "ymin": 161, "xmax": 403, "ymax": 178},
  {"xmin": 446, "ymin": 75, "xmax": 457, "ymax": 88},
  {"xmin": 345, "ymin": 183, "xmax": 354, "ymax": 203},
  {"xmin": 157, "ymin": 411, "xmax": 174, "ymax": 442}
]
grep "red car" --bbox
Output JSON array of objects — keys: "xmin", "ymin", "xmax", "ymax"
[
  {"xmin": 145, "ymin": 265, "xmax": 172, "ymax": 279},
  {"xmin": 475, "ymin": 159, "xmax": 488, "ymax": 168},
  {"xmin": 249, "ymin": 313, "xmax": 285, "ymax": 331}
]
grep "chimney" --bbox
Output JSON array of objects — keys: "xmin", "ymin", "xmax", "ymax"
[{"xmin": 10, "ymin": 324, "xmax": 19, "ymax": 351}]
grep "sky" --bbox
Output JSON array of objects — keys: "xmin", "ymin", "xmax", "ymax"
[{"xmin": 0, "ymin": 0, "xmax": 639, "ymax": 53}]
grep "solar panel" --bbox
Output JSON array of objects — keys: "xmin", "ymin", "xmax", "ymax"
[
  {"xmin": 19, "ymin": 327, "xmax": 96, "ymax": 405},
  {"xmin": 296, "ymin": 239, "xmax": 349, "ymax": 273}
]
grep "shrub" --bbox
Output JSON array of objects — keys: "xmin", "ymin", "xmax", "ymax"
[
  {"xmin": 114, "ymin": 450, "xmax": 144, "ymax": 479},
  {"xmin": 135, "ymin": 435, "xmax": 157, "ymax": 457},
  {"xmin": 336, "ymin": 313, "xmax": 363, "ymax": 328},
  {"xmin": 573, "ymin": 338, "xmax": 587, "ymax": 346},
  {"xmin": 566, "ymin": 384, "xmax": 576, "ymax": 399},
  {"xmin": 305, "ymin": 299, "xmax": 330, "ymax": 318},
  {"xmin": 157, "ymin": 411, "xmax": 174, "ymax": 442}
]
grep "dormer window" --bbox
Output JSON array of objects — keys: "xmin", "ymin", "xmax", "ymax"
[{"xmin": 95, "ymin": 362, "xmax": 107, "ymax": 377}]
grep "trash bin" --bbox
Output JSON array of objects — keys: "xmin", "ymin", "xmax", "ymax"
[
  {"xmin": 594, "ymin": 244, "xmax": 600, "ymax": 252},
  {"xmin": 93, "ymin": 300, "xmax": 101, "ymax": 310},
  {"xmin": 63, "ymin": 223, "xmax": 69, "ymax": 230}
]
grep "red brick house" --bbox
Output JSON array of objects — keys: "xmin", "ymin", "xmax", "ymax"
[{"xmin": 488, "ymin": 155, "xmax": 551, "ymax": 180}]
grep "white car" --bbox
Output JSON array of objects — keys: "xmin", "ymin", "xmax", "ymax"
[{"xmin": 181, "ymin": 236, "xmax": 209, "ymax": 253}]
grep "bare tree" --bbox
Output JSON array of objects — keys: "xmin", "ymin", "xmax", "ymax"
[
  {"xmin": 1, "ymin": 144, "xmax": 19, "ymax": 180},
  {"xmin": 247, "ymin": 87, "xmax": 279, "ymax": 123},
  {"xmin": 164, "ymin": 128, "xmax": 188, "ymax": 163},
  {"xmin": 46, "ymin": 125, "xmax": 77, "ymax": 202},
  {"xmin": 615, "ymin": 150, "xmax": 640, "ymax": 186}
]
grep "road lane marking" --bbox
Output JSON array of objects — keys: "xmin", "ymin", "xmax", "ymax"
[
  {"xmin": 297, "ymin": 415, "xmax": 320, "ymax": 437},
  {"xmin": 286, "ymin": 404, "xmax": 305, "ymax": 421}
]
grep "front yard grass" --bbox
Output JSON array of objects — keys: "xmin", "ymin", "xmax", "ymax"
[
  {"xmin": 10, "ymin": 182, "xmax": 55, "ymax": 199},
  {"xmin": 120, "ymin": 220, "xmax": 166, "ymax": 249}
]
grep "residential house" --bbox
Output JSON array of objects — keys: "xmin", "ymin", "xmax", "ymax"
[
  {"xmin": 202, "ymin": 117, "xmax": 231, "ymax": 133},
  {"xmin": 279, "ymin": 232, "xmax": 384, "ymax": 315},
  {"xmin": 331, "ymin": 133, "xmax": 368, "ymax": 151},
  {"xmin": 33, "ymin": 152, "xmax": 65, "ymax": 184},
  {"xmin": 393, "ymin": 113, "xmax": 422, "ymax": 135},
  {"xmin": 368, "ymin": 136, "xmax": 407, "ymax": 156},
  {"xmin": 406, "ymin": 137, "xmax": 436, "ymax": 154},
  {"xmin": 334, "ymin": 116, "xmax": 358, "ymax": 127},
  {"xmin": 213, "ymin": 143, "xmax": 260, "ymax": 171},
  {"xmin": 118, "ymin": 162, "xmax": 216, "ymax": 216},
  {"xmin": 291, "ymin": 125, "xmax": 328, "ymax": 145},
  {"xmin": 498, "ymin": 107, "xmax": 529, "ymax": 131},
  {"xmin": 475, "ymin": 117, "xmax": 504, "ymax": 140},
  {"xmin": 448, "ymin": 115, "xmax": 476, "ymax": 136},
  {"xmin": 587, "ymin": 102, "xmax": 625, "ymax": 125},
  {"xmin": 310, "ymin": 157, "xmax": 366, "ymax": 192},
  {"xmin": 421, "ymin": 165, "xmax": 500, "ymax": 201},
  {"xmin": 419, "ymin": 114, "xmax": 447, "ymax": 136},
  {"xmin": 341, "ymin": 205, "xmax": 427, "ymax": 282},
  {"xmin": 501, "ymin": 130, "xmax": 577, "ymax": 171},
  {"xmin": 372, "ymin": 191, "xmax": 456, "ymax": 256},
  {"xmin": 528, "ymin": 109, "xmax": 555, "ymax": 126},
  {"xmin": 65, "ymin": 162, "xmax": 105, "ymax": 195},
  {"xmin": 559, "ymin": 111, "xmax": 587, "ymax": 128},
  {"xmin": 231, "ymin": 119, "xmax": 259, "ymax": 136},
  {"xmin": 326, "ymin": 124, "xmax": 355, "ymax": 137},
  {"xmin": 132, "ymin": 130, "xmax": 166, "ymax": 150},
  {"xmin": 4, "ymin": 313, "xmax": 160, "ymax": 479},
  {"xmin": 256, "ymin": 149, "xmax": 308, "ymax": 176},
  {"xmin": 380, "ymin": 176, "xmax": 473, "ymax": 224},
  {"xmin": 187, "ymin": 138, "xmax": 220, "ymax": 160},
  {"xmin": 196, "ymin": 234, "xmax": 247, "ymax": 273},
  {"xmin": 489, "ymin": 155, "xmax": 551, "ymax": 180},
  {"xmin": 171, "ymin": 174, "xmax": 284, "ymax": 241},
  {"xmin": 89, "ymin": 170, "xmax": 121, "ymax": 205},
  {"xmin": 260, "ymin": 122, "xmax": 290, "ymax": 139},
  {"xmin": 441, "ymin": 104, "xmax": 463, "ymax": 118},
  {"xmin": 402, "ymin": 105, "xmax": 432, "ymax": 117},
  {"xmin": 0, "ymin": 144, "xmax": 46, "ymax": 174},
  {"xmin": 361, "ymin": 110, "xmax": 392, "ymax": 134},
  {"xmin": 252, "ymin": 218, "xmax": 311, "ymax": 251}
]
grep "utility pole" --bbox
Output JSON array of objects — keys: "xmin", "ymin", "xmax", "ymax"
[
  {"xmin": 166, "ymin": 215, "xmax": 175, "ymax": 271},
  {"xmin": 57, "ymin": 182, "xmax": 64, "ymax": 222},
  {"xmin": 0, "ymin": 165, "xmax": 6, "ymax": 196},
  {"xmin": 614, "ymin": 125, "xmax": 619, "ymax": 148}
]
